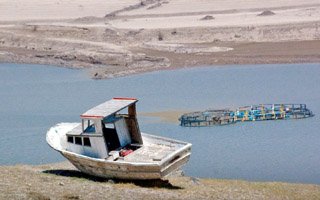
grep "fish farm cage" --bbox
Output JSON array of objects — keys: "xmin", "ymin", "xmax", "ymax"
[{"xmin": 179, "ymin": 104, "xmax": 314, "ymax": 127}]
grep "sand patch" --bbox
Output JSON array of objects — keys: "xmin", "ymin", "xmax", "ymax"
[
  {"xmin": 141, "ymin": 110, "xmax": 190, "ymax": 124},
  {"xmin": 0, "ymin": 0, "xmax": 140, "ymax": 21},
  {"xmin": 142, "ymin": 43, "xmax": 233, "ymax": 54}
]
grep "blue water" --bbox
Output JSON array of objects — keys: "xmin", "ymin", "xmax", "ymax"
[{"xmin": 0, "ymin": 63, "xmax": 319, "ymax": 184}]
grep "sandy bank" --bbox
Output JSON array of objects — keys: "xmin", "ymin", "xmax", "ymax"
[
  {"xmin": 0, "ymin": 0, "xmax": 139, "ymax": 21},
  {"xmin": 0, "ymin": 0, "xmax": 320, "ymax": 79},
  {"xmin": 0, "ymin": 161, "xmax": 319, "ymax": 200},
  {"xmin": 141, "ymin": 110, "xmax": 188, "ymax": 124}
]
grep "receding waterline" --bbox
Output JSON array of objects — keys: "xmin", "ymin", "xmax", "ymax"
[{"xmin": 0, "ymin": 63, "xmax": 319, "ymax": 184}]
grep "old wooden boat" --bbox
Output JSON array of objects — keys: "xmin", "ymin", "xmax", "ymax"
[{"xmin": 46, "ymin": 98, "xmax": 192, "ymax": 180}]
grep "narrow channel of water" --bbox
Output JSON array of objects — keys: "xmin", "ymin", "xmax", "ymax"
[{"xmin": 0, "ymin": 63, "xmax": 319, "ymax": 184}]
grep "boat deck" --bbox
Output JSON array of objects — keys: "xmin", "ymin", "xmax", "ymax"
[{"xmin": 123, "ymin": 143, "xmax": 176, "ymax": 163}]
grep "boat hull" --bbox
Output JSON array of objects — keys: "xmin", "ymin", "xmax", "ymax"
[
  {"xmin": 61, "ymin": 149, "xmax": 191, "ymax": 180},
  {"xmin": 47, "ymin": 123, "xmax": 192, "ymax": 180}
]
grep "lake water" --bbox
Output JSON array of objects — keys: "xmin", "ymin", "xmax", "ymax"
[{"xmin": 0, "ymin": 63, "xmax": 319, "ymax": 184}]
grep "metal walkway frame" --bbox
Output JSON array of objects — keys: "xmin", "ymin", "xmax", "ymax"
[{"xmin": 179, "ymin": 104, "xmax": 314, "ymax": 127}]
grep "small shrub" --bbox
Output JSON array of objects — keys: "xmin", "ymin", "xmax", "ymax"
[
  {"xmin": 32, "ymin": 25, "xmax": 38, "ymax": 32},
  {"xmin": 257, "ymin": 10, "xmax": 275, "ymax": 16},
  {"xmin": 171, "ymin": 29, "xmax": 177, "ymax": 35},
  {"xmin": 158, "ymin": 32, "xmax": 163, "ymax": 41},
  {"xmin": 200, "ymin": 15, "xmax": 215, "ymax": 20}
]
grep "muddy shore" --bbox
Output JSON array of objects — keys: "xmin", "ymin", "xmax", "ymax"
[{"xmin": 1, "ymin": 24, "xmax": 320, "ymax": 79}]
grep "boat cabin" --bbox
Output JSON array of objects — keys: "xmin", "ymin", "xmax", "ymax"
[{"xmin": 65, "ymin": 98, "xmax": 143, "ymax": 159}]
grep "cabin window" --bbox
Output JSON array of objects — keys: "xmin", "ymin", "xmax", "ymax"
[
  {"xmin": 82, "ymin": 119, "xmax": 95, "ymax": 133},
  {"xmin": 67, "ymin": 136, "xmax": 74, "ymax": 143},
  {"xmin": 83, "ymin": 137, "xmax": 91, "ymax": 147},
  {"xmin": 75, "ymin": 137, "xmax": 82, "ymax": 145},
  {"xmin": 104, "ymin": 123, "xmax": 115, "ymax": 129}
]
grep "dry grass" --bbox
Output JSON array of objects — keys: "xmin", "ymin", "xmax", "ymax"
[{"xmin": 0, "ymin": 162, "xmax": 319, "ymax": 200}]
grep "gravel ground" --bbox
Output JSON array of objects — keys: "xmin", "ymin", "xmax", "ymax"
[{"xmin": 0, "ymin": 162, "xmax": 319, "ymax": 200}]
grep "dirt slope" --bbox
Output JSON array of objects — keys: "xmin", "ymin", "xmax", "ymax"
[{"xmin": 0, "ymin": 162, "xmax": 319, "ymax": 200}]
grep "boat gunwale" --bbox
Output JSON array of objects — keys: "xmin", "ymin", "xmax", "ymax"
[
  {"xmin": 49, "ymin": 131, "xmax": 191, "ymax": 167},
  {"xmin": 60, "ymin": 149, "xmax": 160, "ymax": 167}
]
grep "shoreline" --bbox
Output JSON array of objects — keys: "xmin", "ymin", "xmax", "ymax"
[
  {"xmin": 1, "ymin": 40, "xmax": 320, "ymax": 79},
  {"xmin": 0, "ymin": 161, "xmax": 319, "ymax": 200},
  {"xmin": 1, "ymin": 0, "xmax": 320, "ymax": 79}
]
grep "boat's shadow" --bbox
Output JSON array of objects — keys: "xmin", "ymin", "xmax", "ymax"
[{"xmin": 43, "ymin": 169, "xmax": 183, "ymax": 189}]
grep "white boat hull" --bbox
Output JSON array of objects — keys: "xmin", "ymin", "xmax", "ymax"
[
  {"xmin": 47, "ymin": 123, "xmax": 191, "ymax": 180},
  {"xmin": 61, "ymin": 148, "xmax": 190, "ymax": 180}
]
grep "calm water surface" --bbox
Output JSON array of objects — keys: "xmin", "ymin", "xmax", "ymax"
[{"xmin": 0, "ymin": 63, "xmax": 319, "ymax": 184}]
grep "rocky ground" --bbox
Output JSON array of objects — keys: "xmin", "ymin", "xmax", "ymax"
[
  {"xmin": 0, "ymin": 161, "xmax": 319, "ymax": 200},
  {"xmin": 1, "ymin": 0, "xmax": 320, "ymax": 79}
]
